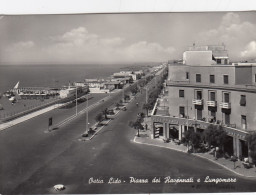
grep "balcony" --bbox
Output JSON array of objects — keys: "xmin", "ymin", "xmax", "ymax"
[
  {"xmin": 207, "ymin": 100, "xmax": 217, "ymax": 107},
  {"xmin": 192, "ymin": 99, "xmax": 203, "ymax": 105},
  {"xmin": 220, "ymin": 102, "xmax": 231, "ymax": 109}
]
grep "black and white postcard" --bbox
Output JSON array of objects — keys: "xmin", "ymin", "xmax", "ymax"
[{"xmin": 1, "ymin": 1, "xmax": 256, "ymax": 194}]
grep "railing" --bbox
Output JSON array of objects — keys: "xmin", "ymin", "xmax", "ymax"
[
  {"xmin": 207, "ymin": 100, "xmax": 217, "ymax": 107},
  {"xmin": 192, "ymin": 99, "xmax": 203, "ymax": 105},
  {"xmin": 220, "ymin": 102, "xmax": 231, "ymax": 109}
]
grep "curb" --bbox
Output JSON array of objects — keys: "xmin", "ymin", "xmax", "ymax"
[
  {"xmin": 88, "ymin": 106, "xmax": 123, "ymax": 140},
  {"xmin": 45, "ymin": 96, "xmax": 110, "ymax": 132},
  {"xmin": 133, "ymin": 136, "xmax": 256, "ymax": 179},
  {"xmin": 89, "ymin": 119, "xmax": 112, "ymax": 140},
  {"xmin": 80, "ymin": 94, "xmax": 134, "ymax": 141}
]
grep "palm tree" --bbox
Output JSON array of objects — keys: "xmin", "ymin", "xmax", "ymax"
[{"xmin": 102, "ymin": 108, "xmax": 108, "ymax": 120}]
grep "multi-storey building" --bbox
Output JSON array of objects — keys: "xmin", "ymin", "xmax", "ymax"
[{"xmin": 151, "ymin": 44, "xmax": 256, "ymax": 159}]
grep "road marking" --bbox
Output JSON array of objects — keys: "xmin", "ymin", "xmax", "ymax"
[{"xmin": 47, "ymin": 96, "xmax": 111, "ymax": 131}]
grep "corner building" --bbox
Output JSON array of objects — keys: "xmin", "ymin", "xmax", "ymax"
[{"xmin": 151, "ymin": 45, "xmax": 256, "ymax": 158}]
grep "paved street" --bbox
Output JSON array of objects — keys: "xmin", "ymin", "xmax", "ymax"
[{"xmin": 1, "ymin": 85, "xmax": 256, "ymax": 194}]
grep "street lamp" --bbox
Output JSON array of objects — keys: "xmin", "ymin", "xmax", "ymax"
[
  {"xmin": 145, "ymin": 86, "xmax": 148, "ymax": 104},
  {"xmin": 76, "ymin": 85, "xmax": 78, "ymax": 116},
  {"xmin": 85, "ymin": 94, "xmax": 90, "ymax": 135}
]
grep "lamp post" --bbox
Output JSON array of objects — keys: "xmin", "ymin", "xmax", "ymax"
[
  {"xmin": 75, "ymin": 85, "xmax": 78, "ymax": 116},
  {"xmin": 145, "ymin": 86, "xmax": 148, "ymax": 104},
  {"xmin": 86, "ymin": 94, "xmax": 90, "ymax": 135}
]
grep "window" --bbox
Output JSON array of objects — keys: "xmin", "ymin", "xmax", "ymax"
[
  {"xmin": 225, "ymin": 113, "xmax": 230, "ymax": 125},
  {"xmin": 217, "ymin": 59, "xmax": 221, "ymax": 64},
  {"xmin": 179, "ymin": 106, "xmax": 185, "ymax": 118},
  {"xmin": 241, "ymin": 115, "xmax": 247, "ymax": 130},
  {"xmin": 197, "ymin": 109, "xmax": 203, "ymax": 120},
  {"xmin": 179, "ymin": 90, "xmax": 184, "ymax": 98},
  {"xmin": 209, "ymin": 91, "xmax": 216, "ymax": 101},
  {"xmin": 210, "ymin": 110, "xmax": 216, "ymax": 117},
  {"xmin": 210, "ymin": 75, "xmax": 215, "ymax": 83},
  {"xmin": 196, "ymin": 74, "xmax": 201, "ymax": 83},
  {"xmin": 196, "ymin": 90, "xmax": 202, "ymax": 100},
  {"xmin": 223, "ymin": 93, "xmax": 230, "ymax": 103},
  {"xmin": 186, "ymin": 72, "xmax": 189, "ymax": 79},
  {"xmin": 223, "ymin": 75, "xmax": 229, "ymax": 84},
  {"xmin": 240, "ymin": 95, "xmax": 246, "ymax": 106}
]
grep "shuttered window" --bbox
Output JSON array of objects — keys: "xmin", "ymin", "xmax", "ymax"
[
  {"xmin": 179, "ymin": 90, "xmax": 184, "ymax": 98},
  {"xmin": 210, "ymin": 75, "xmax": 215, "ymax": 83},
  {"xmin": 241, "ymin": 115, "xmax": 247, "ymax": 129},
  {"xmin": 240, "ymin": 95, "xmax": 246, "ymax": 106},
  {"xmin": 223, "ymin": 75, "xmax": 229, "ymax": 84},
  {"xmin": 179, "ymin": 106, "xmax": 185, "ymax": 118},
  {"xmin": 210, "ymin": 91, "xmax": 215, "ymax": 101},
  {"xmin": 196, "ymin": 74, "xmax": 201, "ymax": 83}
]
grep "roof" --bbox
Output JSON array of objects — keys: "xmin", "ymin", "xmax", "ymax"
[
  {"xmin": 187, "ymin": 45, "xmax": 229, "ymax": 58},
  {"xmin": 105, "ymin": 81, "xmax": 121, "ymax": 85},
  {"xmin": 113, "ymin": 77, "xmax": 130, "ymax": 81}
]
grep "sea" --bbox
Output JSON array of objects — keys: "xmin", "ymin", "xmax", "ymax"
[{"xmin": 0, "ymin": 64, "xmax": 152, "ymax": 93}]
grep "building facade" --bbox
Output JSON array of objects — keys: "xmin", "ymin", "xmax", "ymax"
[{"xmin": 151, "ymin": 45, "xmax": 256, "ymax": 159}]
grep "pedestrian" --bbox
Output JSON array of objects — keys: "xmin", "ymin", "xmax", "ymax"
[
  {"xmin": 215, "ymin": 147, "xmax": 219, "ymax": 160},
  {"xmin": 145, "ymin": 124, "xmax": 148, "ymax": 130},
  {"xmin": 136, "ymin": 102, "xmax": 139, "ymax": 107}
]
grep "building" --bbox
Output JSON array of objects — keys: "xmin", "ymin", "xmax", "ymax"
[
  {"xmin": 151, "ymin": 44, "xmax": 256, "ymax": 159},
  {"xmin": 59, "ymin": 85, "xmax": 89, "ymax": 99},
  {"xmin": 183, "ymin": 44, "xmax": 229, "ymax": 66},
  {"xmin": 111, "ymin": 77, "xmax": 130, "ymax": 85},
  {"xmin": 112, "ymin": 70, "xmax": 143, "ymax": 81},
  {"xmin": 104, "ymin": 81, "xmax": 122, "ymax": 90}
]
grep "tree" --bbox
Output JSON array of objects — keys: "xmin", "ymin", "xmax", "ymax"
[
  {"xmin": 203, "ymin": 125, "xmax": 228, "ymax": 150},
  {"xmin": 143, "ymin": 103, "xmax": 152, "ymax": 116},
  {"xmin": 102, "ymin": 108, "xmax": 108, "ymax": 120},
  {"xmin": 246, "ymin": 132, "xmax": 256, "ymax": 164},
  {"xmin": 129, "ymin": 119, "xmax": 144, "ymax": 137},
  {"xmin": 130, "ymin": 86, "xmax": 139, "ymax": 95},
  {"xmin": 116, "ymin": 103, "xmax": 120, "ymax": 109},
  {"xmin": 184, "ymin": 129, "xmax": 202, "ymax": 153},
  {"xmin": 95, "ymin": 113, "xmax": 104, "ymax": 124},
  {"xmin": 124, "ymin": 94, "xmax": 130, "ymax": 102}
]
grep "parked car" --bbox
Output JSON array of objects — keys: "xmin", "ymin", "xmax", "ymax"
[
  {"xmin": 107, "ymin": 109, "xmax": 115, "ymax": 115},
  {"xmin": 122, "ymin": 106, "xmax": 127, "ymax": 111}
]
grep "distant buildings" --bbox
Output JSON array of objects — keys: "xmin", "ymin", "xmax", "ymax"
[
  {"xmin": 84, "ymin": 69, "xmax": 144, "ymax": 93},
  {"xmin": 59, "ymin": 85, "xmax": 89, "ymax": 99},
  {"xmin": 151, "ymin": 44, "xmax": 256, "ymax": 159}
]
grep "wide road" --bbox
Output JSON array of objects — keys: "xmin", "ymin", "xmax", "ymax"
[{"xmin": 1, "ymin": 84, "xmax": 256, "ymax": 194}]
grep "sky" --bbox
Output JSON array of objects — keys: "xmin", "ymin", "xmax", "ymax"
[{"xmin": 0, "ymin": 12, "xmax": 255, "ymax": 65}]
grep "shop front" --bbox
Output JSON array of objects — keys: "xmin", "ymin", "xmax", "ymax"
[{"xmin": 151, "ymin": 115, "xmax": 249, "ymax": 158}]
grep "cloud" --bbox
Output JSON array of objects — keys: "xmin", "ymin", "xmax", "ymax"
[
  {"xmin": 198, "ymin": 12, "xmax": 256, "ymax": 61},
  {"xmin": 124, "ymin": 41, "xmax": 175, "ymax": 61},
  {"xmin": 7, "ymin": 41, "xmax": 35, "ymax": 51},
  {"xmin": 3, "ymin": 26, "xmax": 175, "ymax": 64},
  {"xmin": 241, "ymin": 41, "xmax": 256, "ymax": 59}
]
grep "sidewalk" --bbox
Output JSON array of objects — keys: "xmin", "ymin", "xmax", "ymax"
[
  {"xmin": 134, "ymin": 128, "xmax": 256, "ymax": 178},
  {"xmin": 0, "ymin": 103, "xmax": 65, "ymax": 131},
  {"xmin": 0, "ymin": 95, "xmax": 112, "ymax": 132}
]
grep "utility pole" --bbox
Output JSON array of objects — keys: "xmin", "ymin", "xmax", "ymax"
[
  {"xmin": 186, "ymin": 100, "xmax": 189, "ymax": 131},
  {"xmin": 146, "ymin": 86, "xmax": 148, "ymax": 104},
  {"xmin": 75, "ymin": 86, "xmax": 78, "ymax": 115},
  {"xmin": 123, "ymin": 87, "xmax": 125, "ymax": 102},
  {"xmin": 86, "ymin": 94, "xmax": 89, "ymax": 134}
]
